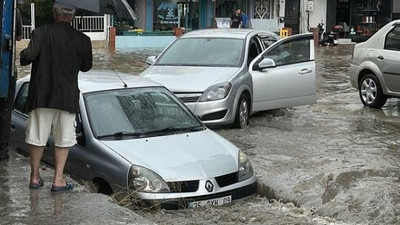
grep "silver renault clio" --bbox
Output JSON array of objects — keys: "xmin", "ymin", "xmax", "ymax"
[
  {"xmin": 141, "ymin": 29, "xmax": 317, "ymax": 128},
  {"xmin": 10, "ymin": 71, "xmax": 256, "ymax": 209}
]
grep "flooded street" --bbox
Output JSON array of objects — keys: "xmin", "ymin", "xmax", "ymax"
[{"xmin": 12, "ymin": 44, "xmax": 400, "ymax": 224}]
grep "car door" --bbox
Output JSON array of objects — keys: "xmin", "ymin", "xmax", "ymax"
[
  {"xmin": 249, "ymin": 33, "xmax": 316, "ymax": 112},
  {"xmin": 379, "ymin": 25, "xmax": 400, "ymax": 93},
  {"xmin": 10, "ymin": 82, "xmax": 31, "ymax": 156},
  {"xmin": 10, "ymin": 81, "xmax": 56, "ymax": 162}
]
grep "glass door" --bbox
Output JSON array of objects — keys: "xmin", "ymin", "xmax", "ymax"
[{"xmin": 177, "ymin": 0, "xmax": 199, "ymax": 30}]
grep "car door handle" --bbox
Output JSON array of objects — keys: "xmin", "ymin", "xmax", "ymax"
[
  {"xmin": 377, "ymin": 55, "xmax": 384, "ymax": 60},
  {"xmin": 10, "ymin": 123, "xmax": 16, "ymax": 132},
  {"xmin": 299, "ymin": 69, "xmax": 313, "ymax": 75}
]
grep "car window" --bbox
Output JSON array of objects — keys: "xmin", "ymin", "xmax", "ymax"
[
  {"xmin": 263, "ymin": 38, "xmax": 310, "ymax": 66},
  {"xmin": 248, "ymin": 37, "xmax": 263, "ymax": 66},
  {"xmin": 384, "ymin": 26, "xmax": 400, "ymax": 51},
  {"xmin": 156, "ymin": 38, "xmax": 244, "ymax": 67},
  {"xmin": 14, "ymin": 82, "xmax": 29, "ymax": 115},
  {"xmin": 84, "ymin": 87, "xmax": 203, "ymax": 138},
  {"xmin": 260, "ymin": 36, "xmax": 277, "ymax": 48}
]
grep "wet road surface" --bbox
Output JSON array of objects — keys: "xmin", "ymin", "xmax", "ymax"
[
  {"xmin": 12, "ymin": 45, "xmax": 400, "ymax": 224},
  {"xmin": 0, "ymin": 151, "xmax": 154, "ymax": 225}
]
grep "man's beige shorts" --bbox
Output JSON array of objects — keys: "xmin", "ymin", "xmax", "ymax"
[{"xmin": 25, "ymin": 108, "xmax": 76, "ymax": 148}]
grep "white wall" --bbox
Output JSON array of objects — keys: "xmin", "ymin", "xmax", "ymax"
[{"xmin": 299, "ymin": 0, "xmax": 327, "ymax": 33}]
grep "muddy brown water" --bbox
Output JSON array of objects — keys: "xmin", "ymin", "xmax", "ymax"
[{"xmin": 15, "ymin": 45, "xmax": 400, "ymax": 225}]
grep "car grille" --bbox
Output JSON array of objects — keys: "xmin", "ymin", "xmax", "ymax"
[
  {"xmin": 175, "ymin": 93, "xmax": 202, "ymax": 103},
  {"xmin": 215, "ymin": 172, "xmax": 239, "ymax": 188},
  {"xmin": 168, "ymin": 180, "xmax": 199, "ymax": 193}
]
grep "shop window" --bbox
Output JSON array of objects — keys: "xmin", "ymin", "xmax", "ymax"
[
  {"xmin": 384, "ymin": 26, "xmax": 400, "ymax": 51},
  {"xmin": 350, "ymin": 0, "xmax": 392, "ymax": 37},
  {"xmin": 154, "ymin": 1, "xmax": 179, "ymax": 31}
]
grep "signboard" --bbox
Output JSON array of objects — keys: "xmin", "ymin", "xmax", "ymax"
[
  {"xmin": 216, "ymin": 18, "xmax": 230, "ymax": 28},
  {"xmin": 155, "ymin": 2, "xmax": 178, "ymax": 25}
]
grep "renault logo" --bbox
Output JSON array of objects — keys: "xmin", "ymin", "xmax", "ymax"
[{"xmin": 205, "ymin": 180, "xmax": 214, "ymax": 192}]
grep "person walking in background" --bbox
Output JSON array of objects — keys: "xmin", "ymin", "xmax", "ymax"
[
  {"xmin": 230, "ymin": 8, "xmax": 243, "ymax": 28},
  {"xmin": 0, "ymin": 8, "xmax": 23, "ymax": 161},
  {"xmin": 241, "ymin": 10, "xmax": 248, "ymax": 28},
  {"xmin": 20, "ymin": 2, "xmax": 92, "ymax": 192}
]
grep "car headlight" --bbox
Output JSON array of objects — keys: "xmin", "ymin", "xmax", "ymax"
[
  {"xmin": 238, "ymin": 151, "xmax": 254, "ymax": 181},
  {"xmin": 128, "ymin": 165, "xmax": 170, "ymax": 193},
  {"xmin": 199, "ymin": 82, "xmax": 232, "ymax": 102}
]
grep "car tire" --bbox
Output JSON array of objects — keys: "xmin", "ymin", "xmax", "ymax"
[
  {"xmin": 233, "ymin": 93, "xmax": 250, "ymax": 129},
  {"xmin": 93, "ymin": 178, "xmax": 113, "ymax": 195},
  {"xmin": 359, "ymin": 74, "xmax": 387, "ymax": 108}
]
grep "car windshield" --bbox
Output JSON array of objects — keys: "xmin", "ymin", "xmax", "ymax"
[
  {"xmin": 156, "ymin": 38, "xmax": 244, "ymax": 67},
  {"xmin": 84, "ymin": 87, "xmax": 204, "ymax": 139}
]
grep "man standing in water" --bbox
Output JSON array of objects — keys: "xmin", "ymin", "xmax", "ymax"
[{"xmin": 20, "ymin": 2, "xmax": 92, "ymax": 192}]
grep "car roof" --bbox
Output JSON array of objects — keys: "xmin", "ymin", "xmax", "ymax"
[
  {"xmin": 18, "ymin": 70, "xmax": 163, "ymax": 94},
  {"xmin": 180, "ymin": 28, "xmax": 277, "ymax": 39}
]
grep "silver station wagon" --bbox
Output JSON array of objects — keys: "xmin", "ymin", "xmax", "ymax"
[
  {"xmin": 141, "ymin": 29, "xmax": 317, "ymax": 128},
  {"xmin": 10, "ymin": 71, "xmax": 256, "ymax": 209},
  {"xmin": 350, "ymin": 19, "xmax": 400, "ymax": 108}
]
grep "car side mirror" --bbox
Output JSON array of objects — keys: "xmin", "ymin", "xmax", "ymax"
[
  {"xmin": 146, "ymin": 56, "xmax": 157, "ymax": 65},
  {"xmin": 257, "ymin": 58, "xmax": 276, "ymax": 71}
]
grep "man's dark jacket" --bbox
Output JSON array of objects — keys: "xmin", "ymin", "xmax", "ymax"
[{"xmin": 20, "ymin": 21, "xmax": 92, "ymax": 113}]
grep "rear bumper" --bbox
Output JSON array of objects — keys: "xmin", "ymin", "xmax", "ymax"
[
  {"xmin": 136, "ymin": 181, "xmax": 257, "ymax": 209},
  {"xmin": 349, "ymin": 63, "xmax": 360, "ymax": 89}
]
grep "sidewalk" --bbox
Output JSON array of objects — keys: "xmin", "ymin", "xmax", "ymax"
[{"xmin": 0, "ymin": 150, "xmax": 155, "ymax": 225}]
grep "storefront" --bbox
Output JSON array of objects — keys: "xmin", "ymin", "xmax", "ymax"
[
  {"xmin": 132, "ymin": 0, "xmax": 283, "ymax": 32},
  {"xmin": 327, "ymin": 0, "xmax": 393, "ymax": 38}
]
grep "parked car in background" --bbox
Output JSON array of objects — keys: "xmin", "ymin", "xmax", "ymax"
[
  {"xmin": 141, "ymin": 29, "xmax": 317, "ymax": 128},
  {"xmin": 350, "ymin": 20, "xmax": 400, "ymax": 108},
  {"xmin": 10, "ymin": 71, "xmax": 256, "ymax": 209}
]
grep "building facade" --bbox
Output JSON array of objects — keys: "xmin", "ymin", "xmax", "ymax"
[{"xmin": 130, "ymin": 0, "xmax": 397, "ymax": 36}]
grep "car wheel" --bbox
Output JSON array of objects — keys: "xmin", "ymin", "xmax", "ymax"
[
  {"xmin": 359, "ymin": 74, "xmax": 387, "ymax": 108},
  {"xmin": 93, "ymin": 178, "xmax": 113, "ymax": 195},
  {"xmin": 233, "ymin": 93, "xmax": 250, "ymax": 128}
]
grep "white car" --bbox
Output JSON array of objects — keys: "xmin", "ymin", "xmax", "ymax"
[
  {"xmin": 350, "ymin": 20, "xmax": 400, "ymax": 108},
  {"xmin": 141, "ymin": 29, "xmax": 317, "ymax": 128},
  {"xmin": 10, "ymin": 71, "xmax": 257, "ymax": 209}
]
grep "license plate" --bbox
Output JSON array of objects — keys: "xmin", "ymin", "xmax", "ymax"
[{"xmin": 188, "ymin": 195, "xmax": 232, "ymax": 208}]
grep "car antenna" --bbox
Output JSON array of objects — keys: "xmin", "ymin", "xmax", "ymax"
[{"xmin": 113, "ymin": 71, "xmax": 128, "ymax": 88}]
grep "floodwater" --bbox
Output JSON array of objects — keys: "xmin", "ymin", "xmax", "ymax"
[{"xmin": 14, "ymin": 45, "xmax": 400, "ymax": 225}]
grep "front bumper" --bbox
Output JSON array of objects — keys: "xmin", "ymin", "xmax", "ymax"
[
  {"xmin": 184, "ymin": 96, "xmax": 237, "ymax": 127},
  {"xmin": 132, "ymin": 174, "xmax": 257, "ymax": 209},
  {"xmin": 135, "ymin": 181, "xmax": 257, "ymax": 209}
]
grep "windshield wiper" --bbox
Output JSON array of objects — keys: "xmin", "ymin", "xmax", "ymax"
[
  {"xmin": 97, "ymin": 126, "xmax": 205, "ymax": 139},
  {"xmin": 97, "ymin": 131, "xmax": 145, "ymax": 139},
  {"xmin": 142, "ymin": 126, "xmax": 205, "ymax": 136}
]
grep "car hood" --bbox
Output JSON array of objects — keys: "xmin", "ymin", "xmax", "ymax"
[
  {"xmin": 140, "ymin": 66, "xmax": 240, "ymax": 92},
  {"xmin": 100, "ymin": 129, "xmax": 239, "ymax": 181}
]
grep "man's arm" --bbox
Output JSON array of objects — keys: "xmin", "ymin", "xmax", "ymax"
[
  {"xmin": 80, "ymin": 36, "xmax": 93, "ymax": 72},
  {"xmin": 20, "ymin": 29, "xmax": 42, "ymax": 66}
]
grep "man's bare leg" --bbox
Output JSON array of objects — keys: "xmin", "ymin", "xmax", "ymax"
[
  {"xmin": 53, "ymin": 147, "xmax": 69, "ymax": 187},
  {"xmin": 30, "ymin": 145, "xmax": 44, "ymax": 185}
]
